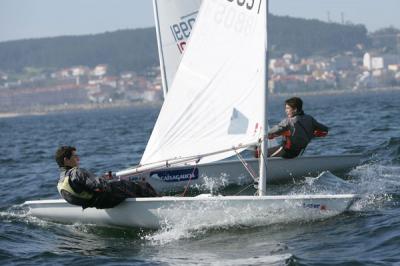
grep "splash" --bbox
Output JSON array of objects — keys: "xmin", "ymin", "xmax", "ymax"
[
  {"xmin": 142, "ymin": 194, "xmax": 347, "ymax": 245},
  {"xmin": 142, "ymin": 170, "xmax": 372, "ymax": 245},
  {"xmin": 2, "ymin": 204, "xmax": 96, "ymax": 233},
  {"xmin": 346, "ymin": 162, "xmax": 400, "ymax": 210},
  {"xmin": 296, "ymin": 171, "xmax": 357, "ymax": 195},
  {"xmin": 192, "ymin": 173, "xmax": 231, "ymax": 193},
  {"xmin": 0, "ymin": 204, "xmax": 30, "ymax": 222},
  {"xmin": 213, "ymin": 253, "xmax": 294, "ymax": 266},
  {"xmin": 350, "ymin": 163, "xmax": 400, "ymax": 195},
  {"xmin": 144, "ymin": 221, "xmax": 205, "ymax": 245},
  {"xmin": 0, "ymin": 204, "xmax": 53, "ymax": 228},
  {"xmin": 366, "ymin": 136, "xmax": 400, "ymax": 165}
]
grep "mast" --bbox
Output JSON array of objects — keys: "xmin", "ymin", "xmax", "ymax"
[
  {"xmin": 258, "ymin": 0, "xmax": 269, "ymax": 196},
  {"xmin": 152, "ymin": 0, "xmax": 169, "ymax": 97}
]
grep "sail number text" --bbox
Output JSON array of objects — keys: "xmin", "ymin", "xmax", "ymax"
[
  {"xmin": 170, "ymin": 12, "xmax": 198, "ymax": 53},
  {"xmin": 171, "ymin": 17, "xmax": 196, "ymax": 41},
  {"xmin": 227, "ymin": 0, "xmax": 262, "ymax": 13}
]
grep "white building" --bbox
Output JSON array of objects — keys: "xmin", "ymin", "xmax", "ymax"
[
  {"xmin": 363, "ymin": 53, "xmax": 372, "ymax": 70},
  {"xmin": 388, "ymin": 64, "xmax": 400, "ymax": 72},
  {"xmin": 93, "ymin": 64, "xmax": 108, "ymax": 77},
  {"xmin": 371, "ymin": 57, "xmax": 384, "ymax": 70},
  {"xmin": 71, "ymin": 66, "xmax": 90, "ymax": 76},
  {"xmin": 364, "ymin": 53, "xmax": 400, "ymax": 70}
]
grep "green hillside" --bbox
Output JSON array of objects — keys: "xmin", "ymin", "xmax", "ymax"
[{"xmin": 0, "ymin": 15, "xmax": 368, "ymax": 73}]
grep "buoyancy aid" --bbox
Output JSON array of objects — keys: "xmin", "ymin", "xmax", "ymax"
[
  {"xmin": 281, "ymin": 130, "xmax": 293, "ymax": 150},
  {"xmin": 281, "ymin": 129, "xmax": 327, "ymax": 150},
  {"xmin": 57, "ymin": 171, "xmax": 93, "ymax": 200}
]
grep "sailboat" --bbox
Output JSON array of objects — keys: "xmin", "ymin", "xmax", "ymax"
[
  {"xmin": 115, "ymin": 0, "xmax": 362, "ymax": 193},
  {"xmin": 24, "ymin": 0, "xmax": 359, "ymax": 229}
]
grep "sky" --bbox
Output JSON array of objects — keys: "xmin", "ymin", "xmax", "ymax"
[{"xmin": 0, "ymin": 0, "xmax": 399, "ymax": 43}]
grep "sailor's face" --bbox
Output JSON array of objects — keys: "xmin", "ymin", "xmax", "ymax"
[
  {"xmin": 285, "ymin": 104, "xmax": 296, "ymax": 118},
  {"xmin": 64, "ymin": 151, "xmax": 80, "ymax": 168}
]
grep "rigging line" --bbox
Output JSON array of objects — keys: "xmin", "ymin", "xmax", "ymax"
[
  {"xmin": 234, "ymin": 183, "xmax": 255, "ymax": 196},
  {"xmin": 234, "ymin": 149, "xmax": 258, "ymax": 181},
  {"xmin": 180, "ymin": 159, "xmax": 200, "ymax": 197}
]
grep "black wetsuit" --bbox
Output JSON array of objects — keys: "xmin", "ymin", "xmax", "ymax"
[
  {"xmin": 57, "ymin": 167, "xmax": 158, "ymax": 209},
  {"xmin": 268, "ymin": 111, "xmax": 328, "ymax": 158}
]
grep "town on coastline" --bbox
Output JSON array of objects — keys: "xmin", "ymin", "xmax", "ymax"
[{"xmin": 0, "ymin": 29, "xmax": 399, "ymax": 115}]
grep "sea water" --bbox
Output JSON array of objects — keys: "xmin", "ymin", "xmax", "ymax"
[{"xmin": 1, "ymin": 89, "xmax": 400, "ymax": 265}]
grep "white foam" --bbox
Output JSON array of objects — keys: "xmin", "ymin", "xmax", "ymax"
[
  {"xmin": 212, "ymin": 253, "xmax": 293, "ymax": 266},
  {"xmin": 193, "ymin": 174, "xmax": 230, "ymax": 193},
  {"xmin": 350, "ymin": 164, "xmax": 400, "ymax": 194},
  {"xmin": 144, "ymin": 198, "xmax": 338, "ymax": 245}
]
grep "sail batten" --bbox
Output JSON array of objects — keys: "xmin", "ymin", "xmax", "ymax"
[{"xmin": 142, "ymin": 0, "xmax": 267, "ymax": 166}]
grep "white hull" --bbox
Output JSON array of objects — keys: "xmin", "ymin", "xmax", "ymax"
[
  {"xmin": 129, "ymin": 154, "xmax": 362, "ymax": 192},
  {"xmin": 24, "ymin": 194, "xmax": 359, "ymax": 229}
]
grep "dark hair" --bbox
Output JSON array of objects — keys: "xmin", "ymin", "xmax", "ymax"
[
  {"xmin": 55, "ymin": 146, "xmax": 76, "ymax": 167},
  {"xmin": 285, "ymin": 97, "xmax": 303, "ymax": 111}
]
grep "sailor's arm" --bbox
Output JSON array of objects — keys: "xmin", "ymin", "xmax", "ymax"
[
  {"xmin": 70, "ymin": 168, "xmax": 107, "ymax": 193},
  {"xmin": 268, "ymin": 119, "xmax": 290, "ymax": 139},
  {"xmin": 312, "ymin": 117, "xmax": 329, "ymax": 137}
]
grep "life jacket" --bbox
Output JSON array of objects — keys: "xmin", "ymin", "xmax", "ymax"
[
  {"xmin": 281, "ymin": 130, "xmax": 293, "ymax": 150},
  {"xmin": 281, "ymin": 129, "xmax": 327, "ymax": 149},
  {"xmin": 57, "ymin": 171, "xmax": 93, "ymax": 200}
]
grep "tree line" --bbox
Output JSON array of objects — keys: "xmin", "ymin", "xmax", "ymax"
[{"xmin": 0, "ymin": 15, "xmax": 369, "ymax": 74}]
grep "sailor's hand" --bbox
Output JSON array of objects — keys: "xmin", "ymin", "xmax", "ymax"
[
  {"xmin": 98, "ymin": 179, "xmax": 112, "ymax": 193},
  {"xmin": 101, "ymin": 171, "xmax": 115, "ymax": 180},
  {"xmin": 268, "ymin": 133, "xmax": 277, "ymax": 139},
  {"xmin": 313, "ymin": 130, "xmax": 328, "ymax": 137}
]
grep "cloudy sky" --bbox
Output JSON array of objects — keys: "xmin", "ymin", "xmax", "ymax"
[{"xmin": 0, "ymin": 0, "xmax": 399, "ymax": 42}]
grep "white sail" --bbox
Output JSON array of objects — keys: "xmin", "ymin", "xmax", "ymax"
[
  {"xmin": 153, "ymin": 0, "xmax": 202, "ymax": 95},
  {"xmin": 142, "ymin": 0, "xmax": 267, "ymax": 165}
]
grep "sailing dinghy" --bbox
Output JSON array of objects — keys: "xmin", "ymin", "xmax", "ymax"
[
  {"xmin": 134, "ymin": 0, "xmax": 363, "ymax": 193},
  {"xmin": 24, "ymin": 0, "xmax": 359, "ymax": 229}
]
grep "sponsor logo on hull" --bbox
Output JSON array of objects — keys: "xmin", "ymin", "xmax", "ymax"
[
  {"xmin": 303, "ymin": 203, "xmax": 328, "ymax": 211},
  {"xmin": 150, "ymin": 168, "xmax": 199, "ymax": 183}
]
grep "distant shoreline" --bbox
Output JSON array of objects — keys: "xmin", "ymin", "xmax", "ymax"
[
  {"xmin": 271, "ymin": 86, "xmax": 400, "ymax": 98},
  {"xmin": 1, "ymin": 86, "xmax": 399, "ymax": 119},
  {"xmin": 0, "ymin": 101, "xmax": 162, "ymax": 119}
]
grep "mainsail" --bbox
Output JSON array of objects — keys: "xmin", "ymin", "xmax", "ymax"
[
  {"xmin": 153, "ymin": 0, "xmax": 202, "ymax": 96},
  {"xmin": 142, "ymin": 0, "xmax": 267, "ymax": 166}
]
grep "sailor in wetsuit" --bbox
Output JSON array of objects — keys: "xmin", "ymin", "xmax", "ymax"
[
  {"xmin": 268, "ymin": 97, "xmax": 329, "ymax": 159},
  {"xmin": 55, "ymin": 146, "xmax": 158, "ymax": 209}
]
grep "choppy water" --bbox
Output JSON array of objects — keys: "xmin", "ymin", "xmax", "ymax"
[{"xmin": 1, "ymin": 89, "xmax": 400, "ymax": 265}]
